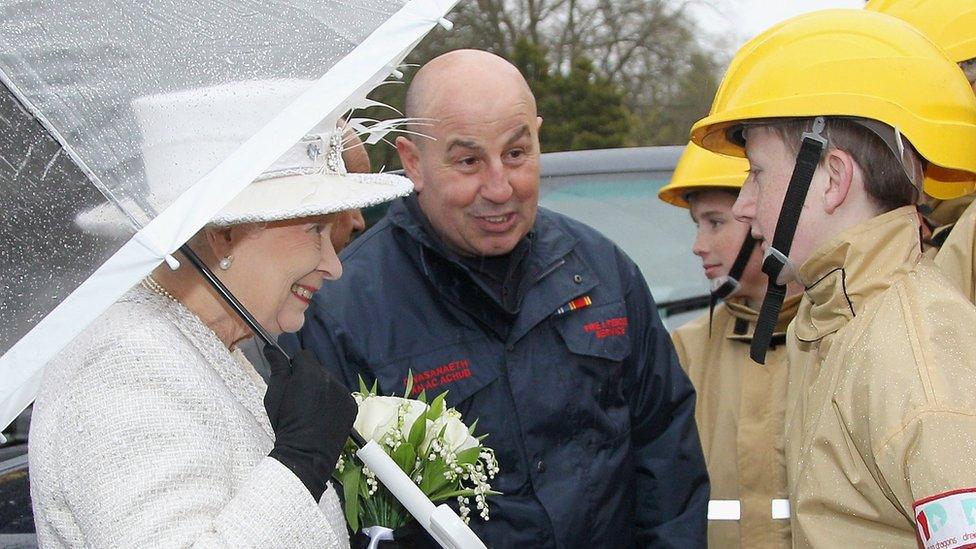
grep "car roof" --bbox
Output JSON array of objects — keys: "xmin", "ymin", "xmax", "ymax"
[{"xmin": 540, "ymin": 146, "xmax": 684, "ymax": 177}]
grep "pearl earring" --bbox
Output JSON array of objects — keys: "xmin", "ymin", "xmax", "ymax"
[{"xmin": 218, "ymin": 255, "xmax": 233, "ymax": 270}]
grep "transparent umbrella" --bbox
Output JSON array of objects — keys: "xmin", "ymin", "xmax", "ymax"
[
  {"xmin": 0, "ymin": 0, "xmax": 455, "ymax": 431},
  {"xmin": 0, "ymin": 1, "xmax": 489, "ymax": 546}
]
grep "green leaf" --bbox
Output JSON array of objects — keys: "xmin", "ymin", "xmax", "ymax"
[
  {"xmin": 420, "ymin": 457, "xmax": 448, "ymax": 494},
  {"xmin": 340, "ymin": 464, "xmax": 362, "ymax": 532},
  {"xmin": 408, "ymin": 412, "xmax": 426, "ymax": 449},
  {"xmin": 417, "ymin": 390, "xmax": 427, "ymax": 403},
  {"xmin": 426, "ymin": 472, "xmax": 454, "ymax": 497},
  {"xmin": 421, "ymin": 458, "xmax": 454, "ymax": 496},
  {"xmin": 370, "ymin": 378, "xmax": 378, "ymax": 396},
  {"xmin": 404, "ymin": 370, "xmax": 414, "ymax": 398},
  {"xmin": 456, "ymin": 446, "xmax": 481, "ymax": 466},
  {"xmin": 358, "ymin": 375, "xmax": 369, "ymax": 396},
  {"xmin": 467, "ymin": 418, "xmax": 479, "ymax": 436},
  {"xmin": 392, "ymin": 443, "xmax": 416, "ymax": 474},
  {"xmin": 432, "ymin": 488, "xmax": 503, "ymax": 503},
  {"xmin": 429, "ymin": 392, "xmax": 447, "ymax": 419},
  {"xmin": 429, "ymin": 488, "xmax": 476, "ymax": 502}
]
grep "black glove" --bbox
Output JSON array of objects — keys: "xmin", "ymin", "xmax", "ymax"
[{"xmin": 263, "ymin": 346, "xmax": 357, "ymax": 501}]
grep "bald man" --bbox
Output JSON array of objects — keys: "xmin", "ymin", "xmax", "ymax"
[{"xmin": 285, "ymin": 49, "xmax": 709, "ymax": 547}]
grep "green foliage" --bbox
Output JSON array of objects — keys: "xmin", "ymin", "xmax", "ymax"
[
  {"xmin": 512, "ymin": 39, "xmax": 631, "ymax": 152},
  {"xmin": 408, "ymin": 408, "xmax": 426, "ymax": 448},
  {"xmin": 455, "ymin": 446, "xmax": 482, "ymax": 467},
  {"xmin": 429, "ymin": 391, "xmax": 447, "ymax": 419},
  {"xmin": 630, "ymin": 50, "xmax": 723, "ymax": 146},
  {"xmin": 391, "ymin": 442, "xmax": 417, "ymax": 473},
  {"xmin": 404, "ymin": 370, "xmax": 414, "ymax": 398},
  {"xmin": 335, "ymin": 391, "xmax": 501, "ymax": 531},
  {"xmin": 359, "ymin": 0, "xmax": 724, "ymax": 170},
  {"xmin": 341, "ymin": 463, "xmax": 362, "ymax": 532}
]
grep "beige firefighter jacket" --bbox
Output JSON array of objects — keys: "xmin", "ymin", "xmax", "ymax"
[
  {"xmin": 786, "ymin": 206, "xmax": 976, "ymax": 548},
  {"xmin": 672, "ymin": 295, "xmax": 800, "ymax": 549},
  {"xmin": 934, "ymin": 199, "xmax": 976, "ymax": 302}
]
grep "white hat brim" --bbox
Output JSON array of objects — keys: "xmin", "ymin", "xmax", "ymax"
[{"xmin": 75, "ymin": 172, "xmax": 413, "ymax": 237}]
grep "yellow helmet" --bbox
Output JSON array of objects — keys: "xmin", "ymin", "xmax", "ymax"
[
  {"xmin": 658, "ymin": 142, "xmax": 749, "ymax": 208},
  {"xmin": 691, "ymin": 9, "xmax": 976, "ymax": 199},
  {"xmin": 865, "ymin": 0, "xmax": 976, "ymax": 64}
]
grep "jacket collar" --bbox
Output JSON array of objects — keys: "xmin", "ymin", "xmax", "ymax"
[
  {"xmin": 388, "ymin": 195, "xmax": 578, "ymax": 267},
  {"xmin": 793, "ymin": 206, "xmax": 921, "ymax": 344},
  {"xmin": 130, "ymin": 287, "xmax": 274, "ymax": 439},
  {"xmin": 724, "ymin": 293, "xmax": 801, "ymax": 343},
  {"xmin": 387, "ymin": 196, "xmax": 590, "ymax": 343}
]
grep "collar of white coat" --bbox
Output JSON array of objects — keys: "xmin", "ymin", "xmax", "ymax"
[
  {"xmin": 793, "ymin": 205, "xmax": 921, "ymax": 343},
  {"xmin": 724, "ymin": 294, "xmax": 802, "ymax": 342}
]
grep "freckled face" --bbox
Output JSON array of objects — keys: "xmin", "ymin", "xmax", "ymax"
[{"xmin": 732, "ymin": 126, "xmax": 824, "ymax": 273}]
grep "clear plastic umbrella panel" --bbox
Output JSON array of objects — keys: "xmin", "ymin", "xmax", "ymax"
[{"xmin": 0, "ymin": 0, "xmax": 457, "ymax": 433}]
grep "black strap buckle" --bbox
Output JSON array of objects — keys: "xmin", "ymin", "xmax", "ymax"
[
  {"xmin": 761, "ymin": 246, "xmax": 796, "ymax": 287},
  {"xmin": 800, "ymin": 117, "xmax": 828, "ymax": 148},
  {"xmin": 750, "ymin": 117, "xmax": 827, "ymax": 364},
  {"xmin": 711, "ymin": 275, "xmax": 741, "ymax": 300}
]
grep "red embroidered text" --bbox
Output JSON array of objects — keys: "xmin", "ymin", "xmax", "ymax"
[
  {"xmin": 584, "ymin": 317, "xmax": 629, "ymax": 339},
  {"xmin": 407, "ymin": 359, "xmax": 472, "ymax": 396}
]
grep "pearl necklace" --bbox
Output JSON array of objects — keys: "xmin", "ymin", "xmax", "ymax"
[{"xmin": 142, "ymin": 275, "xmax": 178, "ymax": 302}]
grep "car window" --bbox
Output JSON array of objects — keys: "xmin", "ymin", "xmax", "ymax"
[
  {"xmin": 0, "ymin": 453, "xmax": 33, "ymax": 536},
  {"xmin": 539, "ymin": 171, "xmax": 707, "ymax": 315}
]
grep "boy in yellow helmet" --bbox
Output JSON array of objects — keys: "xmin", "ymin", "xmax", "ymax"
[
  {"xmin": 660, "ymin": 143, "xmax": 800, "ymax": 548},
  {"xmin": 865, "ymin": 0, "xmax": 976, "ymax": 248},
  {"xmin": 692, "ymin": 9, "xmax": 976, "ymax": 548}
]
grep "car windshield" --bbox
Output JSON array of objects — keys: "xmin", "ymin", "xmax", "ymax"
[{"xmin": 539, "ymin": 170, "xmax": 706, "ymax": 309}]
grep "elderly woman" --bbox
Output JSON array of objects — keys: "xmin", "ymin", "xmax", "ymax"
[{"xmin": 28, "ymin": 82, "xmax": 412, "ymax": 547}]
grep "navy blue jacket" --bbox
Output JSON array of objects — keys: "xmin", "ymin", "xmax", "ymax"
[{"xmin": 283, "ymin": 198, "xmax": 709, "ymax": 548}]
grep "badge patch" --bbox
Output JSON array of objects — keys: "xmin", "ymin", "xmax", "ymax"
[
  {"xmin": 913, "ymin": 488, "xmax": 976, "ymax": 549},
  {"xmin": 584, "ymin": 317, "xmax": 628, "ymax": 339}
]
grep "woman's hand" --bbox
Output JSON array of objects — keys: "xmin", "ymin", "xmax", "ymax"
[{"xmin": 264, "ymin": 346, "xmax": 357, "ymax": 501}]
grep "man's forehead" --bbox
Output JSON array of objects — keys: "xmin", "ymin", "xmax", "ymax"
[
  {"xmin": 433, "ymin": 108, "xmax": 536, "ymax": 145},
  {"xmin": 432, "ymin": 91, "xmax": 534, "ymax": 121}
]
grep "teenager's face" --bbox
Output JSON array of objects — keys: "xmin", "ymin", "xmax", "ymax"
[
  {"xmin": 733, "ymin": 126, "xmax": 824, "ymax": 274},
  {"xmin": 689, "ymin": 190, "xmax": 765, "ymax": 300}
]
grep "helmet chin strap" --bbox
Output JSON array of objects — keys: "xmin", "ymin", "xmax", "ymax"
[
  {"xmin": 750, "ymin": 116, "xmax": 827, "ymax": 364},
  {"xmin": 708, "ymin": 232, "xmax": 758, "ymax": 336}
]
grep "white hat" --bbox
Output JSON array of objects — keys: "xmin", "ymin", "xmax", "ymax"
[{"xmin": 76, "ymin": 79, "xmax": 413, "ymax": 236}]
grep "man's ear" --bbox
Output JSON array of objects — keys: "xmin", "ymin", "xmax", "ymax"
[
  {"xmin": 395, "ymin": 136, "xmax": 424, "ymax": 193},
  {"xmin": 822, "ymin": 149, "xmax": 855, "ymax": 215},
  {"xmin": 536, "ymin": 116, "xmax": 543, "ymax": 131}
]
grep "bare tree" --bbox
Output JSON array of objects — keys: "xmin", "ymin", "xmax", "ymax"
[{"xmin": 366, "ymin": 0, "xmax": 724, "ymax": 169}]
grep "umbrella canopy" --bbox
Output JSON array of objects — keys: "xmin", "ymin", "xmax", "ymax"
[{"xmin": 0, "ymin": 0, "xmax": 458, "ymax": 434}]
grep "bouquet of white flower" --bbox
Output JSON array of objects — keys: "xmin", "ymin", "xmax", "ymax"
[{"xmin": 335, "ymin": 376, "xmax": 500, "ymax": 541}]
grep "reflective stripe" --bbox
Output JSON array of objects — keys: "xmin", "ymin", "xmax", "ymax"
[
  {"xmin": 772, "ymin": 498, "xmax": 791, "ymax": 520},
  {"xmin": 708, "ymin": 500, "xmax": 741, "ymax": 521},
  {"xmin": 707, "ymin": 499, "xmax": 791, "ymax": 521}
]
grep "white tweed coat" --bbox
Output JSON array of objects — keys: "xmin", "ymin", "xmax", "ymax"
[{"xmin": 29, "ymin": 287, "xmax": 350, "ymax": 548}]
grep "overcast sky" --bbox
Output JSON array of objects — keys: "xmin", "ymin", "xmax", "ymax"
[{"xmin": 691, "ymin": 0, "xmax": 866, "ymax": 50}]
